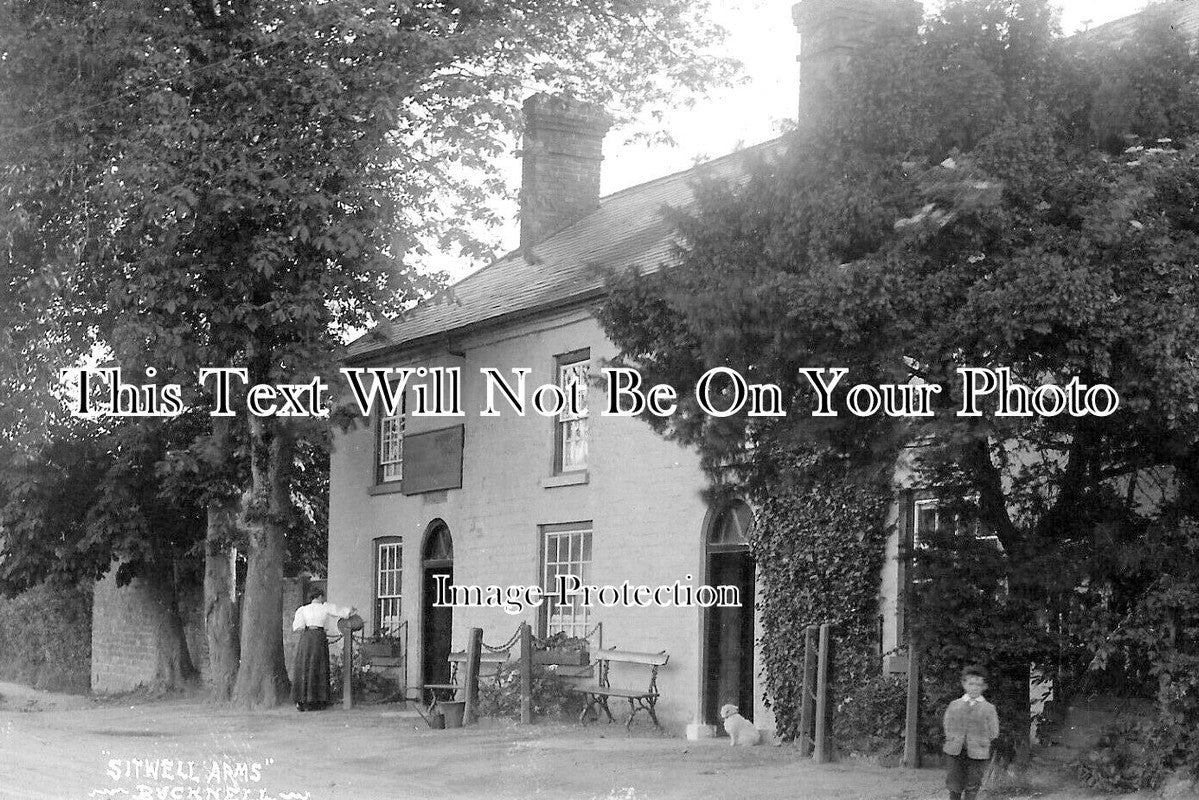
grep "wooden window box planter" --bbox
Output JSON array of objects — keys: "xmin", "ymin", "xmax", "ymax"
[
  {"xmin": 533, "ymin": 649, "xmax": 590, "ymax": 666},
  {"xmin": 362, "ymin": 641, "xmax": 403, "ymax": 659}
]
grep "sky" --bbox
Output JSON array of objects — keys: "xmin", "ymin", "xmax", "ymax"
[{"xmin": 446, "ymin": 0, "xmax": 1152, "ymax": 279}]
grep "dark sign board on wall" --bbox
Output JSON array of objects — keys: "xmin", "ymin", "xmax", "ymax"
[{"xmin": 402, "ymin": 424, "xmax": 465, "ymax": 495}]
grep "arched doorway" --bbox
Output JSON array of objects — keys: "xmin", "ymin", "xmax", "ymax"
[
  {"xmin": 703, "ymin": 500, "xmax": 756, "ymax": 727},
  {"xmin": 421, "ymin": 521, "xmax": 454, "ymax": 687}
]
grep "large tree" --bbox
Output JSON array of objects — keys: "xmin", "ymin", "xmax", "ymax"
[
  {"xmin": 598, "ymin": 0, "xmax": 1199, "ymax": 757},
  {"xmin": 1, "ymin": 0, "xmax": 732, "ymax": 705}
]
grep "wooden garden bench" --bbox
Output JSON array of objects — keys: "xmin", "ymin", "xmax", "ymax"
[{"xmin": 570, "ymin": 648, "xmax": 669, "ymax": 729}]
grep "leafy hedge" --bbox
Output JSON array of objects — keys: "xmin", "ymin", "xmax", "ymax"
[
  {"xmin": 477, "ymin": 662, "xmax": 584, "ymax": 720},
  {"xmin": 750, "ymin": 461, "xmax": 892, "ymax": 746},
  {"xmin": 1074, "ymin": 720, "xmax": 1170, "ymax": 793},
  {"xmin": 0, "ymin": 581, "xmax": 92, "ymax": 693},
  {"xmin": 1085, "ymin": 516, "xmax": 1199, "ymax": 783},
  {"xmin": 833, "ymin": 673, "xmax": 908, "ymax": 758}
]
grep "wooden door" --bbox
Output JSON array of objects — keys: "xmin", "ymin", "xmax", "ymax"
[
  {"xmin": 421, "ymin": 522, "xmax": 454, "ymax": 686},
  {"xmin": 422, "ymin": 565, "xmax": 453, "ymax": 685},
  {"xmin": 704, "ymin": 549, "xmax": 756, "ymax": 726}
]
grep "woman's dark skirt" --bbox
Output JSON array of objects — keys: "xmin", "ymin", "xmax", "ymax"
[{"xmin": 292, "ymin": 627, "xmax": 330, "ymax": 710}]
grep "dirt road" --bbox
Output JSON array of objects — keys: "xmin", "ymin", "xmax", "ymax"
[{"xmin": 0, "ymin": 682, "xmax": 1085, "ymax": 800}]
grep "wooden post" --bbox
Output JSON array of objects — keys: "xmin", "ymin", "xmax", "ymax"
[
  {"xmin": 903, "ymin": 636, "xmax": 921, "ymax": 767},
  {"xmin": 342, "ymin": 632, "xmax": 353, "ymax": 710},
  {"xmin": 519, "ymin": 622, "xmax": 533, "ymax": 725},
  {"xmin": 901, "ymin": 487, "xmax": 920, "ymax": 767},
  {"xmin": 463, "ymin": 627, "xmax": 483, "ymax": 725},
  {"xmin": 814, "ymin": 623, "xmax": 831, "ymax": 763},
  {"xmin": 798, "ymin": 625, "xmax": 818, "ymax": 757}
]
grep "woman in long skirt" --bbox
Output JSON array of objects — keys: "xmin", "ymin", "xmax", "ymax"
[{"xmin": 291, "ymin": 588, "xmax": 354, "ymax": 711}]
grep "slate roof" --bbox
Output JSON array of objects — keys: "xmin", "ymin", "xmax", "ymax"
[{"xmin": 343, "ymin": 140, "xmax": 781, "ymax": 363}]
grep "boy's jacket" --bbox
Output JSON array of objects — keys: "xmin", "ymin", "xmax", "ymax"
[{"xmin": 942, "ymin": 696, "xmax": 1000, "ymax": 759}]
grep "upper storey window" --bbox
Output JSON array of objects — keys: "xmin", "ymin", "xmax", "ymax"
[
  {"xmin": 555, "ymin": 350, "xmax": 589, "ymax": 473},
  {"xmin": 377, "ymin": 398, "xmax": 405, "ymax": 484}
]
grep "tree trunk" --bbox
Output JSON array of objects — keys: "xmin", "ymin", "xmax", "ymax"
[
  {"xmin": 205, "ymin": 498, "xmax": 240, "ymax": 701},
  {"xmin": 998, "ymin": 660, "xmax": 1032, "ymax": 765},
  {"xmin": 231, "ymin": 414, "xmax": 292, "ymax": 707},
  {"xmin": 144, "ymin": 562, "xmax": 200, "ymax": 693}
]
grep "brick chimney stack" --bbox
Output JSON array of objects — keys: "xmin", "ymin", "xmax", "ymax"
[
  {"xmin": 519, "ymin": 94, "xmax": 612, "ymax": 250},
  {"xmin": 792, "ymin": 0, "xmax": 921, "ymax": 121}
]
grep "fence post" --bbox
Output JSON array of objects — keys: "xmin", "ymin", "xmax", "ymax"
[
  {"xmin": 798, "ymin": 625, "xmax": 818, "ymax": 757},
  {"xmin": 520, "ymin": 622, "xmax": 533, "ymax": 725},
  {"xmin": 342, "ymin": 632, "xmax": 353, "ymax": 711},
  {"xmin": 463, "ymin": 627, "xmax": 483, "ymax": 725},
  {"xmin": 903, "ymin": 635, "xmax": 921, "ymax": 767},
  {"xmin": 814, "ymin": 623, "xmax": 832, "ymax": 763}
]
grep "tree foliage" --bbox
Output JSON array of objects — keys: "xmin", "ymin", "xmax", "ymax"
[
  {"xmin": 598, "ymin": 0, "xmax": 1199, "ymax": 761},
  {"xmin": 0, "ymin": 419, "xmax": 204, "ymax": 592},
  {"xmin": 2, "ymin": 0, "xmax": 735, "ymax": 393},
  {"xmin": 2, "ymin": 0, "xmax": 732, "ymax": 704}
]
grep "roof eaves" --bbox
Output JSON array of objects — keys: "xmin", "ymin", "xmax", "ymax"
[{"xmin": 343, "ymin": 285, "xmax": 609, "ymax": 366}]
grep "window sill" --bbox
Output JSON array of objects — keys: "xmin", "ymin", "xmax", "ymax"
[
  {"xmin": 368, "ymin": 481, "xmax": 406, "ymax": 496},
  {"xmin": 541, "ymin": 471, "xmax": 589, "ymax": 489}
]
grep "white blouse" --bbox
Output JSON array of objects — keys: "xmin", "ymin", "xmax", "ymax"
[{"xmin": 292, "ymin": 600, "xmax": 352, "ymax": 631}]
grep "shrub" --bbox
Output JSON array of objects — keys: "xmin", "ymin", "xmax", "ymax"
[
  {"xmin": 329, "ymin": 648, "xmax": 400, "ymax": 702},
  {"xmin": 1074, "ymin": 720, "xmax": 1169, "ymax": 793},
  {"xmin": 833, "ymin": 671, "xmax": 965, "ymax": 759},
  {"xmin": 834, "ymin": 673, "xmax": 908, "ymax": 758},
  {"xmin": 477, "ymin": 662, "xmax": 584, "ymax": 720},
  {"xmin": 1089, "ymin": 517, "xmax": 1199, "ymax": 779},
  {"xmin": 0, "ymin": 581, "xmax": 91, "ymax": 693}
]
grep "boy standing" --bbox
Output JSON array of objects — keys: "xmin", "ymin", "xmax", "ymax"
[{"xmin": 943, "ymin": 665, "xmax": 1000, "ymax": 800}]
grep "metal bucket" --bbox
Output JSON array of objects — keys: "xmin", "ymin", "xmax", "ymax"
[{"xmin": 439, "ymin": 700, "xmax": 466, "ymax": 729}]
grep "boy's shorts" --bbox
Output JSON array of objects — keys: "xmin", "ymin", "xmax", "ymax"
[{"xmin": 946, "ymin": 750, "xmax": 988, "ymax": 793}]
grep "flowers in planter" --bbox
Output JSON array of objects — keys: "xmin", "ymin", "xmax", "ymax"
[{"xmin": 533, "ymin": 632, "xmax": 590, "ymax": 665}]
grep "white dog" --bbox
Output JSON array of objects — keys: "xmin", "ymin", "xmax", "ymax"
[{"xmin": 720, "ymin": 704, "xmax": 762, "ymax": 746}]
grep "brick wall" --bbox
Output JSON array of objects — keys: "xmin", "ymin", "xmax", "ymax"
[{"xmin": 92, "ymin": 569, "xmax": 311, "ymax": 694}]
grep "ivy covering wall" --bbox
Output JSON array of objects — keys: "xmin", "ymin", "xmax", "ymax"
[{"xmin": 749, "ymin": 463, "xmax": 892, "ymax": 744}]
